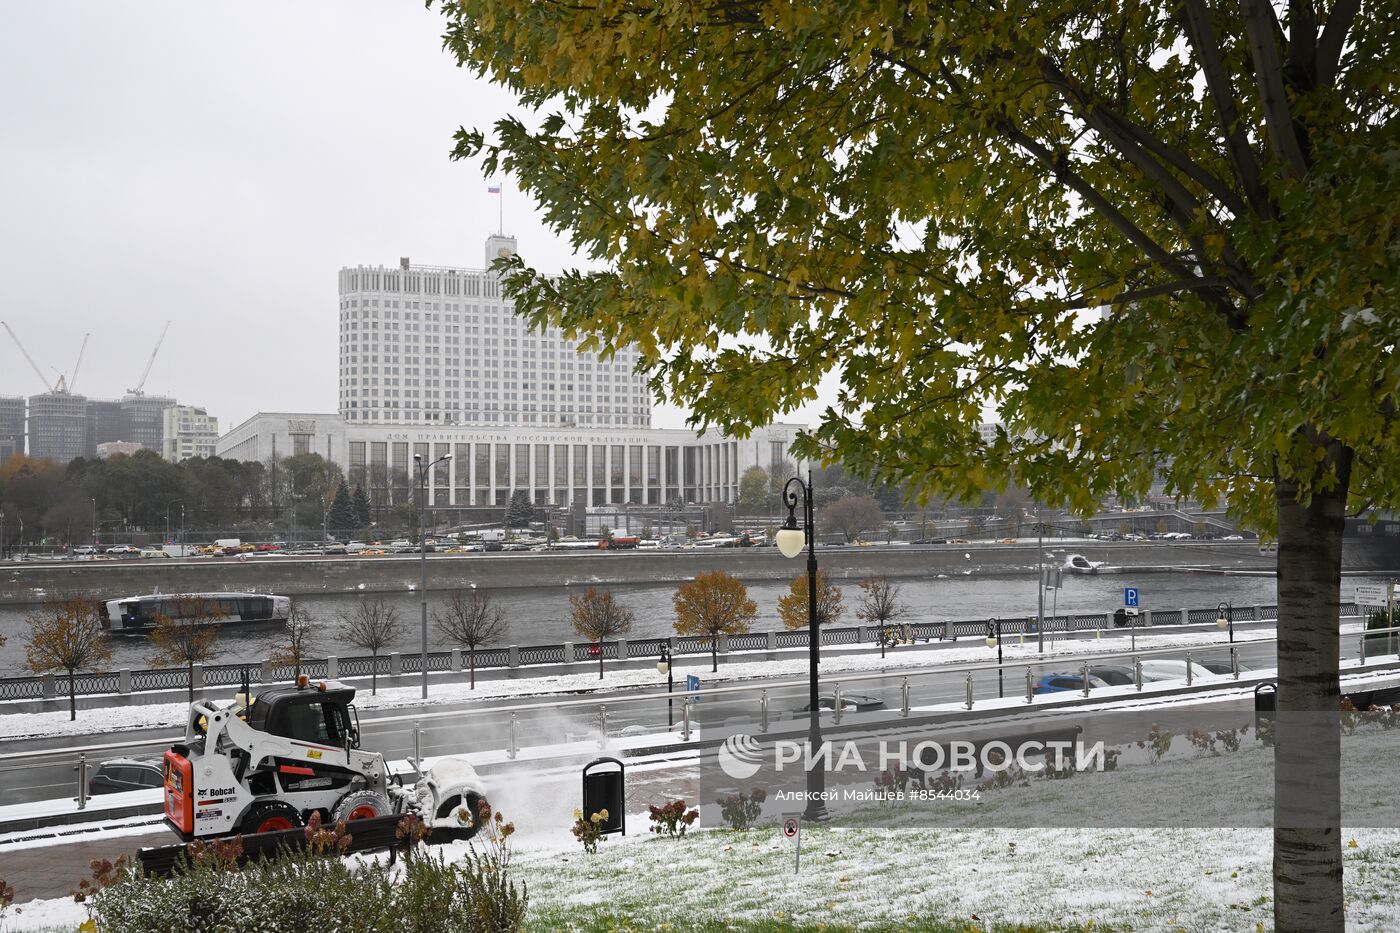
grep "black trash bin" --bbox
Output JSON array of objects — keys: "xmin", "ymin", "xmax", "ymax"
[
  {"xmin": 1254, "ymin": 681, "xmax": 1277, "ymax": 742},
  {"xmin": 582, "ymin": 757, "xmax": 625, "ymax": 836},
  {"xmin": 1113, "ymin": 608, "xmax": 1128, "ymax": 628}
]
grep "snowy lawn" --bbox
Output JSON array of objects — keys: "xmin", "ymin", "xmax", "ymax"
[
  {"xmin": 509, "ymin": 823, "xmax": 1400, "ymax": 932},
  {"xmin": 0, "ymin": 623, "xmax": 1323, "ymax": 742},
  {"xmin": 8, "ymin": 825, "xmax": 1399, "ymax": 932}
]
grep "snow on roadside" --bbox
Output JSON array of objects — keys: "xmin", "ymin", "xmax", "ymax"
[{"xmin": 0, "ymin": 621, "xmax": 1376, "ymax": 742}]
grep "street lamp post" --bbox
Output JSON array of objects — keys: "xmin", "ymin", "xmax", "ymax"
[
  {"xmin": 985, "ymin": 618, "xmax": 1004, "ymax": 698},
  {"xmin": 657, "ymin": 645, "xmax": 674, "ymax": 727},
  {"xmin": 90, "ymin": 498, "xmax": 97, "ymax": 548},
  {"xmin": 414, "ymin": 452, "xmax": 452, "ymax": 700},
  {"xmin": 1216, "ymin": 601, "xmax": 1234, "ymax": 643},
  {"xmin": 775, "ymin": 471, "xmax": 826, "ymax": 821}
]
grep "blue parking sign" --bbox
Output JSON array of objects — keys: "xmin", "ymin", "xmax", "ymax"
[
  {"xmin": 686, "ymin": 674, "xmax": 700, "ymax": 699},
  {"xmin": 1124, "ymin": 587, "xmax": 1139, "ymax": 608}
]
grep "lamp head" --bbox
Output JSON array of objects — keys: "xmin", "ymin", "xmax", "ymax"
[
  {"xmin": 985, "ymin": 636, "xmax": 999, "ymax": 649},
  {"xmin": 413, "ymin": 453, "xmax": 422, "ymax": 462},
  {"xmin": 1216, "ymin": 616, "xmax": 1229, "ymax": 629},
  {"xmin": 656, "ymin": 659, "xmax": 669, "ymax": 674},
  {"xmin": 775, "ymin": 525, "xmax": 805, "ymax": 559}
]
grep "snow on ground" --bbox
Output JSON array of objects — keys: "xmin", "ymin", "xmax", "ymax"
[
  {"xmin": 8, "ymin": 825, "xmax": 1400, "ymax": 931},
  {"xmin": 5, "ymin": 720, "xmax": 1400, "ymax": 931},
  {"xmin": 0, "ymin": 622, "xmax": 1352, "ymax": 742}
]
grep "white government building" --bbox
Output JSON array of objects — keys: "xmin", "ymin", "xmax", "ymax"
[{"xmin": 218, "ymin": 235, "xmax": 805, "ymax": 510}]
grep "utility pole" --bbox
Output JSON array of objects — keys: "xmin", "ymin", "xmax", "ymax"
[{"xmin": 1036, "ymin": 515, "xmax": 1045, "ymax": 654}]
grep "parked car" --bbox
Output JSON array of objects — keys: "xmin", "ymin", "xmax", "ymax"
[
  {"xmin": 89, "ymin": 757, "xmax": 163, "ymax": 795},
  {"xmin": 103, "ymin": 545, "xmax": 141, "ymax": 556},
  {"xmin": 1087, "ymin": 664, "xmax": 1178, "ymax": 686},
  {"xmin": 72, "ymin": 546, "xmax": 98, "ymax": 556},
  {"xmin": 799, "ymin": 693, "xmax": 886, "ymax": 713},
  {"xmin": 1198, "ymin": 658, "xmax": 1252, "ymax": 676},
  {"xmin": 1032, "ymin": 673, "xmax": 1109, "ymax": 695},
  {"xmin": 138, "ymin": 548, "xmax": 170, "ymax": 559},
  {"xmin": 1137, "ymin": 659, "xmax": 1223, "ymax": 682}
]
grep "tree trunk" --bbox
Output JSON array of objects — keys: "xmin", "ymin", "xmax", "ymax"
[
  {"xmin": 1273, "ymin": 456, "xmax": 1348, "ymax": 933},
  {"xmin": 469, "ymin": 647, "xmax": 476, "ymax": 689},
  {"xmin": 67, "ymin": 669, "xmax": 76, "ymax": 721},
  {"xmin": 371, "ymin": 651, "xmax": 378, "ymax": 695},
  {"xmin": 187, "ymin": 661, "xmax": 194, "ymax": 706},
  {"xmin": 711, "ymin": 638, "xmax": 718, "ymax": 673},
  {"xmin": 598, "ymin": 650, "xmax": 604, "ymax": 681}
]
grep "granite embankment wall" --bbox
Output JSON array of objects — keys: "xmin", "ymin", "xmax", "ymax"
[{"xmin": 0, "ymin": 540, "xmax": 1328, "ymax": 606}]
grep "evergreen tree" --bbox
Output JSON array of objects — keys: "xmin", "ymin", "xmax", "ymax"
[
  {"xmin": 327, "ymin": 482, "xmax": 357, "ymax": 536},
  {"xmin": 352, "ymin": 484, "xmax": 372, "ymax": 528},
  {"xmin": 504, "ymin": 489, "xmax": 534, "ymax": 530}
]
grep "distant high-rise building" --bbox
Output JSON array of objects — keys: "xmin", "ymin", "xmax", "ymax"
[
  {"xmin": 337, "ymin": 236, "xmax": 652, "ymax": 429},
  {"xmin": 85, "ymin": 398, "xmax": 123, "ymax": 457},
  {"xmin": 120, "ymin": 394, "xmax": 176, "ymax": 452},
  {"xmin": 162, "ymin": 405, "xmax": 219, "ymax": 462},
  {"xmin": 27, "ymin": 392, "xmax": 87, "ymax": 463},
  {"xmin": 0, "ymin": 396, "xmax": 24, "ymax": 464}
]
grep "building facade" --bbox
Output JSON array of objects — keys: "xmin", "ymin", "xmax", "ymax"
[
  {"xmin": 97, "ymin": 441, "xmax": 144, "ymax": 459},
  {"xmin": 0, "ymin": 396, "xmax": 24, "ymax": 464},
  {"xmin": 337, "ymin": 235, "xmax": 651, "ymax": 429},
  {"xmin": 85, "ymin": 398, "xmax": 123, "ymax": 456},
  {"xmin": 27, "ymin": 392, "xmax": 87, "ymax": 463},
  {"xmin": 120, "ymin": 394, "xmax": 176, "ymax": 452},
  {"xmin": 162, "ymin": 405, "xmax": 220, "ymax": 462},
  {"xmin": 217, "ymin": 413, "xmax": 805, "ymax": 510}
]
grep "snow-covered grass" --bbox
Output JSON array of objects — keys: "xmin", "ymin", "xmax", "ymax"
[
  {"xmin": 0, "ymin": 623, "xmax": 1321, "ymax": 742},
  {"xmin": 11, "ymin": 824, "xmax": 1395, "ymax": 932}
]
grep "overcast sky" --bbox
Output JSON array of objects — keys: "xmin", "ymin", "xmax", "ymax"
[{"xmin": 1, "ymin": 1, "xmax": 817, "ymax": 434}]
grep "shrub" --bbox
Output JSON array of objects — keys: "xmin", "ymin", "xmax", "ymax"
[
  {"xmin": 571, "ymin": 808, "xmax": 609, "ymax": 854},
  {"xmin": 647, "ymin": 800, "xmax": 699, "ymax": 838},
  {"xmin": 1136, "ymin": 722, "xmax": 1173, "ymax": 761},
  {"xmin": 0, "ymin": 877, "xmax": 13, "ymax": 925},
  {"xmin": 717, "ymin": 787, "xmax": 766, "ymax": 830},
  {"xmin": 90, "ymin": 809, "xmax": 527, "ymax": 932}
]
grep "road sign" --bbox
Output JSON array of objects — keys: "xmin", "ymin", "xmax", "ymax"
[
  {"xmin": 686, "ymin": 674, "xmax": 700, "ymax": 700},
  {"xmin": 1355, "ymin": 583, "xmax": 1392, "ymax": 608},
  {"xmin": 781, "ymin": 812, "xmax": 801, "ymax": 872},
  {"xmin": 1124, "ymin": 587, "xmax": 1140, "ymax": 608}
]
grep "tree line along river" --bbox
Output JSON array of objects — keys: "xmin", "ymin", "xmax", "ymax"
[{"xmin": 0, "ymin": 567, "xmax": 1365, "ymax": 677}]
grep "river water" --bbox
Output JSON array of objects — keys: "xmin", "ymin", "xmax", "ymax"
[{"xmin": 0, "ymin": 565, "xmax": 1379, "ymax": 677}]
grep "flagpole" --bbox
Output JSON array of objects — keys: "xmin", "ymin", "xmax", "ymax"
[{"xmin": 498, "ymin": 187, "xmax": 503, "ymax": 235}]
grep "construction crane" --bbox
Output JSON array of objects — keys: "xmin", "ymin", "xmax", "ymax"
[
  {"xmin": 127, "ymin": 320, "xmax": 171, "ymax": 397},
  {"xmin": 2, "ymin": 321, "xmax": 57, "ymax": 392},
  {"xmin": 68, "ymin": 332, "xmax": 90, "ymax": 394}
]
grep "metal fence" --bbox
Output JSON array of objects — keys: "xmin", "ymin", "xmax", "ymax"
[{"xmin": 0, "ymin": 602, "xmax": 1352, "ymax": 701}]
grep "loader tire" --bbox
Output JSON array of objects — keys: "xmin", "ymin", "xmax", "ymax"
[
  {"xmin": 332, "ymin": 789, "xmax": 392, "ymax": 824},
  {"xmin": 241, "ymin": 800, "xmax": 302, "ymax": 835}
]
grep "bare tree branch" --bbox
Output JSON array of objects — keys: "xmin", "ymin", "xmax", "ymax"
[
  {"xmin": 1241, "ymin": 0, "xmax": 1311, "ymax": 175},
  {"xmin": 1316, "ymin": 0, "xmax": 1361, "ymax": 87},
  {"xmin": 1178, "ymin": 0, "xmax": 1273, "ymax": 217}
]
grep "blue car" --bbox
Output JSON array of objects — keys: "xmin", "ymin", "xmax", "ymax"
[{"xmin": 1032, "ymin": 673, "xmax": 1108, "ymax": 695}]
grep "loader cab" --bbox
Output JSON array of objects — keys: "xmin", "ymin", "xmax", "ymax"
[{"xmin": 248, "ymin": 681, "xmax": 361, "ymax": 749}]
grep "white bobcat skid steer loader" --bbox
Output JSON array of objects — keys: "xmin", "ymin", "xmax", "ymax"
[{"xmin": 162, "ymin": 677, "xmax": 487, "ymax": 841}]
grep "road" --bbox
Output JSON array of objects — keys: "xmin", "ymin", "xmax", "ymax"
[
  {"xmin": 0, "ymin": 754, "xmax": 699, "ymax": 903},
  {"xmin": 0, "ymin": 638, "xmax": 1289, "ymax": 807}
]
